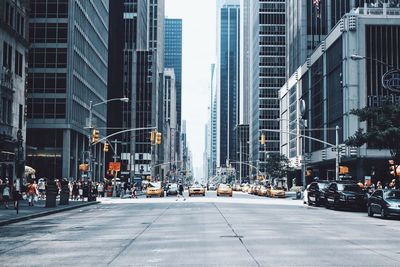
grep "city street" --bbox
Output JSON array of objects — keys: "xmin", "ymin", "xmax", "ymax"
[{"xmin": 1, "ymin": 191, "xmax": 400, "ymax": 266}]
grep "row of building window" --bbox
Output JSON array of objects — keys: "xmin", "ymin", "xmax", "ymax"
[
  {"xmin": 2, "ymin": 42, "xmax": 24, "ymax": 77},
  {"xmin": 27, "ymin": 98, "xmax": 66, "ymax": 119},
  {"xmin": 29, "ymin": 48, "xmax": 67, "ymax": 68},
  {"xmin": 4, "ymin": 1, "xmax": 26, "ymax": 38},
  {"xmin": 27, "ymin": 73, "xmax": 67, "ymax": 94},
  {"xmin": 29, "ymin": 23, "xmax": 68, "ymax": 44},
  {"xmin": 29, "ymin": 0, "xmax": 68, "ymax": 19}
]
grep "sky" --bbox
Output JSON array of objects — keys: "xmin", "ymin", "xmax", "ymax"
[{"xmin": 165, "ymin": 0, "xmax": 216, "ymax": 177}]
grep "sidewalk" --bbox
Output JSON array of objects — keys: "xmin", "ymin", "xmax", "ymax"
[{"xmin": 0, "ymin": 199, "xmax": 99, "ymax": 226}]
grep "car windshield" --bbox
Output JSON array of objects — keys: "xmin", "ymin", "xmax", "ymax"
[
  {"xmin": 219, "ymin": 184, "xmax": 229, "ymax": 189},
  {"xmin": 337, "ymin": 184, "xmax": 361, "ymax": 192},
  {"xmin": 149, "ymin": 182, "xmax": 161, "ymax": 189},
  {"xmin": 385, "ymin": 190, "xmax": 400, "ymax": 199},
  {"xmin": 318, "ymin": 183, "xmax": 328, "ymax": 189},
  {"xmin": 169, "ymin": 184, "xmax": 177, "ymax": 189}
]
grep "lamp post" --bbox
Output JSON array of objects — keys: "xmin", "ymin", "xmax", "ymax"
[{"xmin": 87, "ymin": 97, "xmax": 129, "ymax": 182}]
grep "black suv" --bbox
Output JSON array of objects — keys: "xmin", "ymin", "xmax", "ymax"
[
  {"xmin": 325, "ymin": 182, "xmax": 366, "ymax": 210},
  {"xmin": 307, "ymin": 180, "xmax": 330, "ymax": 206}
]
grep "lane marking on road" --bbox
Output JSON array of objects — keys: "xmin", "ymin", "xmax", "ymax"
[
  {"xmin": 212, "ymin": 203, "xmax": 261, "ymax": 267},
  {"xmin": 106, "ymin": 203, "xmax": 172, "ymax": 266}
]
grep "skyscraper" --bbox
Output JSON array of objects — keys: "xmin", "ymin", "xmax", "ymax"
[
  {"xmin": 216, "ymin": 0, "xmax": 240, "ymax": 167},
  {"xmin": 252, "ymin": 0, "xmax": 286, "ymax": 175},
  {"xmin": 164, "ymin": 18, "xmax": 182, "ymax": 130},
  {"xmin": 27, "ymin": 0, "xmax": 109, "ymax": 179}
]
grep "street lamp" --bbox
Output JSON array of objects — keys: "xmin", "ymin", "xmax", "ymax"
[{"xmin": 86, "ymin": 97, "xmax": 129, "ymax": 183}]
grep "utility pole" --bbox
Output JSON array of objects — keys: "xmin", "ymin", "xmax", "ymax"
[
  {"xmin": 112, "ymin": 139, "xmax": 118, "ymax": 197},
  {"xmin": 335, "ymin": 125, "xmax": 339, "ymax": 181},
  {"xmin": 239, "ymin": 139, "xmax": 242, "ymax": 184}
]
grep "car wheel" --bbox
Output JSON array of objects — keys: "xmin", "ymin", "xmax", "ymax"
[
  {"xmin": 203, "ymin": 193, "xmax": 205, "ymax": 196},
  {"xmin": 146, "ymin": 196, "xmax": 149, "ymax": 198},
  {"xmin": 367, "ymin": 206, "xmax": 373, "ymax": 217},
  {"xmin": 381, "ymin": 208, "xmax": 387, "ymax": 219}
]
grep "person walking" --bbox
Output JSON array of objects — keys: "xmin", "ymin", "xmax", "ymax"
[
  {"xmin": 176, "ymin": 182, "xmax": 186, "ymax": 201},
  {"xmin": 27, "ymin": 180, "xmax": 38, "ymax": 206},
  {"xmin": 12, "ymin": 181, "xmax": 22, "ymax": 212},
  {"xmin": 2, "ymin": 179, "xmax": 11, "ymax": 209},
  {"xmin": 97, "ymin": 182, "xmax": 104, "ymax": 198},
  {"xmin": 131, "ymin": 183, "xmax": 137, "ymax": 199}
]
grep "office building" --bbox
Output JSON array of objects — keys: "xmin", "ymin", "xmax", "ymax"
[
  {"xmin": 0, "ymin": 0, "xmax": 29, "ymax": 181},
  {"xmin": 27, "ymin": 0, "xmax": 109, "ymax": 180},
  {"xmin": 216, "ymin": 0, "xmax": 240, "ymax": 168},
  {"xmin": 280, "ymin": 5, "xmax": 400, "ymax": 185}
]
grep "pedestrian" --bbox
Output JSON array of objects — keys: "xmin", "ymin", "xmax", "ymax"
[
  {"xmin": 377, "ymin": 180, "xmax": 383, "ymax": 189},
  {"xmin": 176, "ymin": 181, "xmax": 186, "ymax": 201},
  {"xmin": 97, "ymin": 182, "xmax": 104, "ymax": 198},
  {"xmin": 38, "ymin": 178, "xmax": 46, "ymax": 200},
  {"xmin": 27, "ymin": 180, "xmax": 38, "ymax": 206},
  {"xmin": 131, "ymin": 183, "xmax": 137, "ymax": 199},
  {"xmin": 3, "ymin": 178, "xmax": 11, "ymax": 209},
  {"xmin": 71, "ymin": 182, "xmax": 78, "ymax": 200},
  {"xmin": 12, "ymin": 181, "xmax": 22, "ymax": 210},
  {"xmin": 78, "ymin": 182, "xmax": 83, "ymax": 200}
]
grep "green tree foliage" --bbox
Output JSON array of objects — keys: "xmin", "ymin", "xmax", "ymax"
[
  {"xmin": 345, "ymin": 103, "xmax": 400, "ymax": 161},
  {"xmin": 264, "ymin": 153, "xmax": 293, "ymax": 178}
]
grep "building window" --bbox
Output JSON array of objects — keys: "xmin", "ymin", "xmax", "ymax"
[
  {"xmin": 2, "ymin": 42, "xmax": 12, "ymax": 70},
  {"xmin": 15, "ymin": 51, "xmax": 23, "ymax": 77}
]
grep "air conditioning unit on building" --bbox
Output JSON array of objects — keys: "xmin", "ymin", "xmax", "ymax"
[{"xmin": 339, "ymin": 19, "xmax": 346, "ymax": 32}]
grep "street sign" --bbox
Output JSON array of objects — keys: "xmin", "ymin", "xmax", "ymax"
[{"xmin": 108, "ymin": 162, "xmax": 121, "ymax": 171}]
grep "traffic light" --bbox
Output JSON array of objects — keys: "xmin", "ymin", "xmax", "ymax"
[
  {"xmin": 339, "ymin": 166, "xmax": 349, "ymax": 174},
  {"xmin": 103, "ymin": 143, "xmax": 109, "ymax": 152},
  {"xmin": 156, "ymin": 132, "xmax": 162, "ymax": 144},
  {"xmin": 150, "ymin": 130, "xmax": 155, "ymax": 142},
  {"xmin": 92, "ymin": 129, "xmax": 100, "ymax": 143},
  {"xmin": 261, "ymin": 134, "xmax": 266, "ymax": 145}
]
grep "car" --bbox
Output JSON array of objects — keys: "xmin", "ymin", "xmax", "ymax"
[
  {"xmin": 241, "ymin": 184, "xmax": 250, "ymax": 193},
  {"xmin": 146, "ymin": 182, "xmax": 164, "ymax": 198},
  {"xmin": 189, "ymin": 184, "xmax": 205, "ymax": 196},
  {"xmin": 306, "ymin": 181, "xmax": 330, "ymax": 206},
  {"xmin": 368, "ymin": 189, "xmax": 400, "ymax": 219},
  {"xmin": 257, "ymin": 186, "xmax": 268, "ymax": 196},
  {"xmin": 325, "ymin": 182, "xmax": 366, "ymax": 210},
  {"xmin": 267, "ymin": 187, "xmax": 286, "ymax": 198},
  {"xmin": 217, "ymin": 184, "xmax": 233, "ymax": 197},
  {"xmin": 166, "ymin": 183, "xmax": 178, "ymax": 196},
  {"xmin": 209, "ymin": 184, "xmax": 216, "ymax": 191}
]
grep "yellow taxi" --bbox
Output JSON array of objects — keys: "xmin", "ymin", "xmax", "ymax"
[
  {"xmin": 217, "ymin": 184, "xmax": 233, "ymax": 197},
  {"xmin": 241, "ymin": 184, "xmax": 250, "ymax": 193},
  {"xmin": 257, "ymin": 186, "xmax": 268, "ymax": 196},
  {"xmin": 146, "ymin": 182, "xmax": 164, "ymax": 198},
  {"xmin": 267, "ymin": 187, "xmax": 285, "ymax": 198},
  {"xmin": 189, "ymin": 184, "xmax": 205, "ymax": 197}
]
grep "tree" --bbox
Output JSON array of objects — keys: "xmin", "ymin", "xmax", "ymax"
[
  {"xmin": 264, "ymin": 154, "xmax": 293, "ymax": 179},
  {"xmin": 345, "ymin": 103, "xmax": 400, "ymax": 162}
]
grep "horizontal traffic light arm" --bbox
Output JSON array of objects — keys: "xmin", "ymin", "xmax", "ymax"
[{"xmin": 91, "ymin": 127, "xmax": 157, "ymax": 145}]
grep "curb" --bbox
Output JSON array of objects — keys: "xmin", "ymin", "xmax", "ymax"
[{"xmin": 0, "ymin": 201, "xmax": 100, "ymax": 227}]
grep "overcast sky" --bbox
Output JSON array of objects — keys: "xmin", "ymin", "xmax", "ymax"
[{"xmin": 165, "ymin": 0, "xmax": 216, "ymax": 177}]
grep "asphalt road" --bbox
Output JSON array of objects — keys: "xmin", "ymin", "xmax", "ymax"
[{"xmin": 1, "ymin": 191, "xmax": 400, "ymax": 267}]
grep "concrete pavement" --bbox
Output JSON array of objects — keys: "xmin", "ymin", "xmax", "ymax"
[{"xmin": 1, "ymin": 191, "xmax": 400, "ymax": 266}]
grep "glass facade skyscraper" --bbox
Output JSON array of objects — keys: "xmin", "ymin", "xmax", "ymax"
[
  {"xmin": 164, "ymin": 18, "xmax": 182, "ymax": 130},
  {"xmin": 217, "ymin": 0, "xmax": 240, "ymax": 167}
]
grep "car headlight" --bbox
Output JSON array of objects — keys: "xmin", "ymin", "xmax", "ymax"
[
  {"xmin": 339, "ymin": 195, "xmax": 346, "ymax": 201},
  {"xmin": 386, "ymin": 202, "xmax": 393, "ymax": 207}
]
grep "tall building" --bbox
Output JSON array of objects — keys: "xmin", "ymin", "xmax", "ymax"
[
  {"xmin": 0, "ymin": 0, "xmax": 29, "ymax": 181},
  {"xmin": 286, "ymin": 0, "xmax": 380, "ymax": 78},
  {"xmin": 280, "ymin": 4, "xmax": 400, "ymax": 185},
  {"xmin": 107, "ymin": 0, "xmax": 165, "ymax": 181},
  {"xmin": 216, "ymin": 0, "xmax": 240, "ymax": 167},
  {"xmin": 164, "ymin": 18, "xmax": 182, "ymax": 130},
  {"xmin": 107, "ymin": 0, "xmax": 148, "ymax": 181},
  {"xmin": 27, "ymin": 0, "xmax": 109, "ymax": 180},
  {"xmin": 209, "ymin": 63, "xmax": 217, "ymax": 177},
  {"xmin": 162, "ymin": 68, "xmax": 177, "ymax": 180},
  {"xmin": 253, "ymin": 0, "xmax": 286, "ymax": 175}
]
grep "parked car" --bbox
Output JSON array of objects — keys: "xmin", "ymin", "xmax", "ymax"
[
  {"xmin": 166, "ymin": 183, "xmax": 178, "ymax": 196},
  {"xmin": 146, "ymin": 182, "xmax": 164, "ymax": 198},
  {"xmin": 325, "ymin": 182, "xmax": 366, "ymax": 210},
  {"xmin": 189, "ymin": 184, "xmax": 205, "ymax": 197},
  {"xmin": 307, "ymin": 180, "xmax": 330, "ymax": 206},
  {"xmin": 257, "ymin": 186, "xmax": 268, "ymax": 197},
  {"xmin": 241, "ymin": 184, "xmax": 250, "ymax": 193},
  {"xmin": 267, "ymin": 187, "xmax": 285, "ymax": 198},
  {"xmin": 368, "ymin": 189, "xmax": 400, "ymax": 219},
  {"xmin": 217, "ymin": 184, "xmax": 233, "ymax": 197}
]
